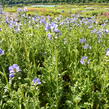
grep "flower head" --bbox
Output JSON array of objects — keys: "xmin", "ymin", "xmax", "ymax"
[
  {"xmin": 80, "ymin": 56, "xmax": 90, "ymax": 65},
  {"xmin": 9, "ymin": 73, "xmax": 15, "ymax": 78},
  {"xmin": 40, "ymin": 18, "xmax": 46, "ymax": 24},
  {"xmin": 51, "ymin": 22, "xmax": 58, "ymax": 29},
  {"xmin": 24, "ymin": 7, "xmax": 28, "ymax": 12},
  {"xmin": 17, "ymin": 8, "xmax": 23, "ymax": 12},
  {"xmin": 45, "ymin": 23, "xmax": 51, "ymax": 31},
  {"xmin": 9, "ymin": 64, "xmax": 21, "ymax": 73},
  {"xmin": 54, "ymin": 28, "xmax": 60, "ymax": 33},
  {"xmin": 105, "ymin": 29, "xmax": 109, "ymax": 34},
  {"xmin": 91, "ymin": 29, "xmax": 97, "ymax": 33},
  {"xmin": 0, "ymin": 28, "xmax": 2, "ymax": 31},
  {"xmin": 48, "ymin": 33, "xmax": 52, "ymax": 40},
  {"xmin": 0, "ymin": 48, "xmax": 4, "ymax": 55},
  {"xmin": 33, "ymin": 78, "xmax": 41, "ymax": 85},
  {"xmin": 88, "ymin": 25, "xmax": 93, "ymax": 29}
]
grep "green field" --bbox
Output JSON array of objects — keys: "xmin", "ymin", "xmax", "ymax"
[
  {"xmin": 4, "ymin": 4, "xmax": 109, "ymax": 22},
  {"xmin": 1, "ymin": 4, "xmax": 109, "ymax": 109}
]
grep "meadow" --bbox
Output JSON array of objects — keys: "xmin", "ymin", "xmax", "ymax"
[{"xmin": 1, "ymin": 4, "xmax": 109, "ymax": 109}]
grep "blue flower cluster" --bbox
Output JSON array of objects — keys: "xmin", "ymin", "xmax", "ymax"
[
  {"xmin": 33, "ymin": 78, "xmax": 41, "ymax": 85},
  {"xmin": 9, "ymin": 64, "xmax": 21, "ymax": 78}
]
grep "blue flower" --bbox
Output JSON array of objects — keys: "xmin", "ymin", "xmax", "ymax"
[
  {"xmin": 33, "ymin": 78, "xmax": 41, "ymax": 85},
  {"xmin": 88, "ymin": 25, "xmax": 93, "ymax": 29},
  {"xmin": 47, "ymin": 16, "xmax": 52, "ymax": 21},
  {"xmin": 45, "ymin": 23, "xmax": 51, "ymax": 31},
  {"xmin": 51, "ymin": 22, "xmax": 58, "ymax": 29},
  {"xmin": 60, "ymin": 22, "xmax": 64, "ymax": 25},
  {"xmin": 40, "ymin": 18, "xmax": 46, "ymax": 24},
  {"xmin": 9, "ymin": 73, "xmax": 15, "ymax": 78},
  {"xmin": 104, "ymin": 29, "xmax": 109, "ymax": 34},
  {"xmin": 48, "ymin": 33, "xmax": 52, "ymax": 40},
  {"xmin": 101, "ymin": 23, "xmax": 106, "ymax": 27},
  {"xmin": 9, "ymin": 64, "xmax": 21, "ymax": 73},
  {"xmin": 0, "ymin": 28, "xmax": 2, "ymax": 31},
  {"xmin": 24, "ymin": 7, "xmax": 28, "ymax": 12},
  {"xmin": 80, "ymin": 56, "xmax": 90, "ymax": 65},
  {"xmin": 54, "ymin": 28, "xmax": 60, "ymax": 33},
  {"xmin": 91, "ymin": 29, "xmax": 97, "ymax": 33},
  {"xmin": 15, "ymin": 26, "xmax": 20, "ymax": 32},
  {"xmin": 0, "ymin": 48, "xmax": 4, "ymax": 55},
  {"xmin": 17, "ymin": 8, "xmax": 23, "ymax": 12},
  {"xmin": 9, "ymin": 23, "xmax": 14, "ymax": 28}
]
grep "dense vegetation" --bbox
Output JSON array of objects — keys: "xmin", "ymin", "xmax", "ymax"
[
  {"xmin": 1, "ymin": 5, "xmax": 109, "ymax": 108},
  {"xmin": 0, "ymin": 0, "xmax": 109, "ymax": 5}
]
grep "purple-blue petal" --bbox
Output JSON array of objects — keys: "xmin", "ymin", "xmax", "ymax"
[{"xmin": 9, "ymin": 73, "xmax": 15, "ymax": 78}]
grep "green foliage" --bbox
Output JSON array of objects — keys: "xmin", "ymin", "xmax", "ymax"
[
  {"xmin": 0, "ymin": 0, "xmax": 109, "ymax": 5},
  {"xmin": 1, "ymin": 6, "xmax": 109, "ymax": 109}
]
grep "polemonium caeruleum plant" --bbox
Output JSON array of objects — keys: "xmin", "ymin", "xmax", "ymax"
[{"xmin": 1, "ymin": 8, "xmax": 109, "ymax": 109}]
